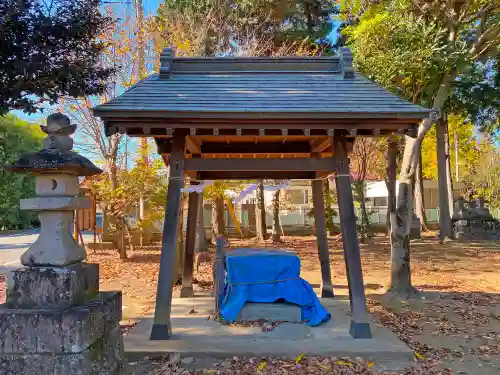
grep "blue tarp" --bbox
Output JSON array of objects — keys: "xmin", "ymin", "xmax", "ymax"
[{"xmin": 219, "ymin": 248, "xmax": 331, "ymax": 326}]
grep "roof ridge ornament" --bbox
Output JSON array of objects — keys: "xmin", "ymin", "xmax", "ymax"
[
  {"xmin": 339, "ymin": 47, "xmax": 354, "ymax": 79},
  {"xmin": 160, "ymin": 47, "xmax": 175, "ymax": 78}
]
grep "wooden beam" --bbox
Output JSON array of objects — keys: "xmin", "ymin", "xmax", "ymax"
[
  {"xmin": 184, "ymin": 157, "xmax": 332, "ymax": 172},
  {"xmin": 198, "ymin": 171, "xmax": 315, "ymax": 180},
  {"xmin": 332, "ymin": 136, "xmax": 371, "ymax": 339},
  {"xmin": 104, "ymin": 118, "xmax": 418, "ymax": 129},
  {"xmin": 151, "ymin": 136, "xmax": 186, "ymax": 340},
  {"xmin": 311, "ymin": 179, "xmax": 334, "ymax": 298},
  {"xmin": 180, "ymin": 184, "xmax": 200, "ymax": 298},
  {"xmin": 310, "ymin": 138, "xmax": 330, "ymax": 153},
  {"xmin": 200, "ymin": 142, "xmax": 311, "ymax": 154},
  {"xmin": 186, "ymin": 136, "xmax": 201, "ymax": 154}
]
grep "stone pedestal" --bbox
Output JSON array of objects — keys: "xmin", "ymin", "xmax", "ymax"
[{"xmin": 0, "ymin": 265, "xmax": 124, "ymax": 375}]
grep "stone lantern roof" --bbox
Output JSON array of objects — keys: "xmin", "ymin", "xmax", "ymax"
[{"xmin": 7, "ymin": 113, "xmax": 102, "ymax": 176}]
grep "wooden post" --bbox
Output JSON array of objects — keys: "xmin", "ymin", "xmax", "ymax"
[
  {"xmin": 92, "ymin": 196, "xmax": 97, "ymax": 244},
  {"xmin": 150, "ymin": 136, "xmax": 186, "ymax": 340},
  {"xmin": 213, "ymin": 237, "xmax": 227, "ymax": 316},
  {"xmin": 311, "ymin": 179, "xmax": 334, "ymax": 298},
  {"xmin": 180, "ymin": 184, "xmax": 200, "ymax": 298},
  {"xmin": 333, "ymin": 136, "xmax": 372, "ymax": 339}
]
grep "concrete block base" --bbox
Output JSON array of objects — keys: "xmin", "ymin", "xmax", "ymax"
[
  {"xmin": 125, "ymin": 297, "xmax": 414, "ymax": 370},
  {"xmin": 0, "ymin": 326, "xmax": 124, "ymax": 375},
  {"xmin": 236, "ymin": 302, "xmax": 302, "ymax": 323},
  {"xmin": 0, "ymin": 266, "xmax": 124, "ymax": 375}
]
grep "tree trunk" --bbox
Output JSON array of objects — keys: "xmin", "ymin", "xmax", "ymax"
[
  {"xmin": 454, "ymin": 127, "xmax": 459, "ymax": 181},
  {"xmin": 444, "ymin": 115, "xmax": 454, "ymax": 219},
  {"xmin": 414, "ymin": 152, "xmax": 430, "ymax": 231},
  {"xmin": 388, "ymin": 135, "xmax": 419, "ymax": 298},
  {"xmin": 117, "ymin": 217, "xmax": 128, "ymax": 259},
  {"xmin": 389, "ymin": 71, "xmax": 453, "ymax": 299},
  {"xmin": 385, "ymin": 136, "xmax": 397, "ymax": 235},
  {"xmin": 195, "ymin": 195, "xmax": 207, "ymax": 253},
  {"xmin": 255, "ymin": 181, "xmax": 267, "ymax": 241},
  {"xmin": 211, "ymin": 197, "xmax": 225, "ymax": 238},
  {"xmin": 271, "ymin": 190, "xmax": 282, "ymax": 242},
  {"xmin": 436, "ymin": 118, "xmax": 453, "ymax": 241}
]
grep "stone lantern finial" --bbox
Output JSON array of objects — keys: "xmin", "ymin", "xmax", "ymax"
[{"xmin": 41, "ymin": 112, "xmax": 77, "ymax": 151}]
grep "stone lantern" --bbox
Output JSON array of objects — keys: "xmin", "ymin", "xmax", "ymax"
[{"xmin": 0, "ymin": 114, "xmax": 124, "ymax": 374}]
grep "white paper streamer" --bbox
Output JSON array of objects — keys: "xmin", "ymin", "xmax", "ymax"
[
  {"xmin": 181, "ymin": 180, "xmax": 213, "ymax": 193},
  {"xmin": 232, "ymin": 184, "xmax": 258, "ymax": 204},
  {"xmin": 263, "ymin": 181, "xmax": 290, "ymax": 192}
]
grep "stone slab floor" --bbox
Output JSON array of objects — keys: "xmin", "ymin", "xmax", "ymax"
[{"xmin": 124, "ymin": 296, "xmax": 414, "ymax": 372}]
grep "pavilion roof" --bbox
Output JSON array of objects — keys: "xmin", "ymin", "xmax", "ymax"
[{"xmin": 93, "ymin": 48, "xmax": 431, "ymax": 137}]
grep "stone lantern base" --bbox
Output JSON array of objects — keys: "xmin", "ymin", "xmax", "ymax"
[{"xmin": 0, "ymin": 264, "xmax": 124, "ymax": 375}]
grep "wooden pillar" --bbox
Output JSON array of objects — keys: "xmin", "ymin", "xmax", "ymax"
[
  {"xmin": 150, "ymin": 136, "xmax": 186, "ymax": 340},
  {"xmin": 180, "ymin": 183, "xmax": 200, "ymax": 298},
  {"xmin": 311, "ymin": 179, "xmax": 334, "ymax": 298},
  {"xmin": 213, "ymin": 237, "xmax": 227, "ymax": 315},
  {"xmin": 333, "ymin": 136, "xmax": 372, "ymax": 339}
]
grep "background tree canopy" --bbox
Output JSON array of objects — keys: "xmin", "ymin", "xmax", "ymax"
[
  {"xmin": 152, "ymin": 0, "xmax": 335, "ymax": 56},
  {"xmin": 0, "ymin": 115, "xmax": 44, "ymax": 229},
  {"xmin": 0, "ymin": 0, "xmax": 115, "ymax": 115}
]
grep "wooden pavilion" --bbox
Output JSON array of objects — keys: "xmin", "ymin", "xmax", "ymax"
[{"xmin": 93, "ymin": 47, "xmax": 430, "ymax": 341}]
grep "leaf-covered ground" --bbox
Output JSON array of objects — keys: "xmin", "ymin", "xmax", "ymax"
[{"xmin": 3, "ymin": 235, "xmax": 499, "ymax": 374}]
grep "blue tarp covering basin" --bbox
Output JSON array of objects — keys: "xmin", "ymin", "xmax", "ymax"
[{"xmin": 219, "ymin": 248, "xmax": 331, "ymax": 326}]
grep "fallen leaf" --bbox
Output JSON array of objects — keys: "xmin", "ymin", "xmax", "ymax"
[
  {"xmin": 257, "ymin": 361, "xmax": 267, "ymax": 371},
  {"xmin": 295, "ymin": 353, "xmax": 306, "ymax": 364},
  {"xmin": 336, "ymin": 360, "xmax": 353, "ymax": 367},
  {"xmin": 414, "ymin": 351, "xmax": 425, "ymax": 360},
  {"xmin": 367, "ymin": 361, "xmax": 375, "ymax": 368}
]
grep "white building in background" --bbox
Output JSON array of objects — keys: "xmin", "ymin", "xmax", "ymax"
[
  {"xmin": 365, "ymin": 180, "xmax": 465, "ymax": 208},
  {"xmin": 236, "ymin": 179, "xmax": 465, "ymax": 211}
]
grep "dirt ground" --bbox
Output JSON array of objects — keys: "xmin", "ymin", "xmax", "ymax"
[{"xmin": 3, "ymin": 234, "xmax": 500, "ymax": 374}]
